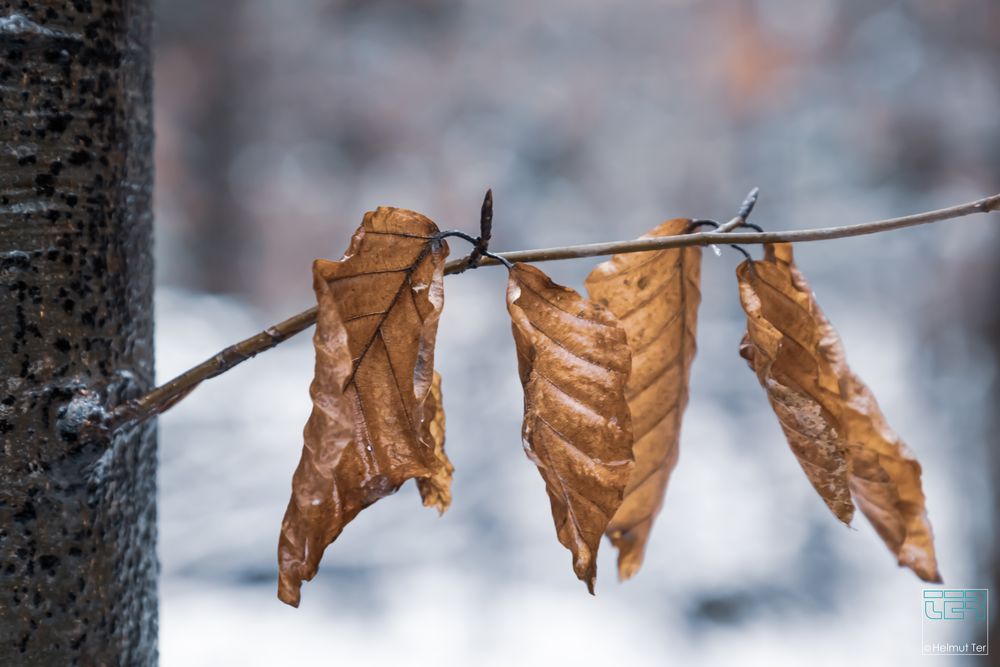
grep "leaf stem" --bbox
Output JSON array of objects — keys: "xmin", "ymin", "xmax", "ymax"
[{"xmin": 104, "ymin": 192, "xmax": 1000, "ymax": 433}]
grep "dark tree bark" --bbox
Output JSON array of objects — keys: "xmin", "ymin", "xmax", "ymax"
[{"xmin": 0, "ymin": 1, "xmax": 157, "ymax": 665}]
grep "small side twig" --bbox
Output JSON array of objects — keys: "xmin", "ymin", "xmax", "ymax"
[
  {"xmin": 452, "ymin": 189, "xmax": 494, "ymax": 273},
  {"xmin": 102, "ymin": 191, "xmax": 1000, "ymax": 434},
  {"xmin": 471, "ymin": 189, "xmax": 494, "ymax": 265},
  {"xmin": 696, "ymin": 187, "xmax": 762, "ymax": 260},
  {"xmin": 716, "ymin": 187, "xmax": 760, "ymax": 233}
]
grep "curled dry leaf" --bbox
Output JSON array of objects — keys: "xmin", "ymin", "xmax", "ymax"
[
  {"xmin": 737, "ymin": 338, "xmax": 855, "ymax": 524},
  {"xmin": 584, "ymin": 218, "xmax": 701, "ymax": 580},
  {"xmin": 507, "ymin": 263, "xmax": 634, "ymax": 593},
  {"xmin": 737, "ymin": 246, "xmax": 854, "ymax": 524},
  {"xmin": 738, "ymin": 243, "xmax": 939, "ymax": 582},
  {"xmin": 808, "ymin": 262, "xmax": 940, "ymax": 582},
  {"xmin": 277, "ymin": 207, "xmax": 451, "ymax": 607}
]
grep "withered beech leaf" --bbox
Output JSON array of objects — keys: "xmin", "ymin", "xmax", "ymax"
[
  {"xmin": 738, "ymin": 243, "xmax": 940, "ymax": 582},
  {"xmin": 277, "ymin": 207, "xmax": 449, "ymax": 607},
  {"xmin": 507, "ymin": 263, "xmax": 634, "ymax": 593},
  {"xmin": 737, "ymin": 249, "xmax": 854, "ymax": 524},
  {"xmin": 415, "ymin": 371, "xmax": 453, "ymax": 515},
  {"xmin": 802, "ymin": 249, "xmax": 940, "ymax": 582},
  {"xmin": 584, "ymin": 218, "xmax": 701, "ymax": 581},
  {"xmin": 841, "ymin": 380, "xmax": 940, "ymax": 582}
]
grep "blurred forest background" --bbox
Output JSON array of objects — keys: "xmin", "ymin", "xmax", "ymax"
[{"xmin": 150, "ymin": 1, "xmax": 999, "ymax": 664}]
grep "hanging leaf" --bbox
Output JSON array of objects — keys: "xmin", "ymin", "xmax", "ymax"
[
  {"xmin": 738, "ymin": 338, "xmax": 855, "ymax": 524},
  {"xmin": 584, "ymin": 218, "xmax": 701, "ymax": 580},
  {"xmin": 277, "ymin": 207, "xmax": 449, "ymax": 607},
  {"xmin": 415, "ymin": 371, "xmax": 454, "ymax": 514},
  {"xmin": 737, "ymin": 243, "xmax": 939, "ymax": 581},
  {"xmin": 507, "ymin": 263, "xmax": 634, "ymax": 593},
  {"xmin": 839, "ymin": 378, "xmax": 940, "ymax": 582},
  {"xmin": 737, "ymin": 247, "xmax": 854, "ymax": 524},
  {"xmin": 805, "ymin": 249, "xmax": 940, "ymax": 582}
]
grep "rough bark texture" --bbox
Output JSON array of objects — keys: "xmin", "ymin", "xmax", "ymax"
[{"xmin": 0, "ymin": 1, "xmax": 156, "ymax": 665}]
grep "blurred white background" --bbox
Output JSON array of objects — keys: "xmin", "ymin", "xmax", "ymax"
[{"xmin": 151, "ymin": 1, "xmax": 1000, "ymax": 664}]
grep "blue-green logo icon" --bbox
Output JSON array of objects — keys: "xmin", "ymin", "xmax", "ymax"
[{"xmin": 924, "ymin": 589, "xmax": 987, "ymax": 621}]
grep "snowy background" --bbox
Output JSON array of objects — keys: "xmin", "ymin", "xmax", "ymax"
[{"xmin": 151, "ymin": 1, "xmax": 999, "ymax": 665}]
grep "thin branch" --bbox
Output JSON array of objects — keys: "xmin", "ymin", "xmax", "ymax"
[
  {"xmin": 448, "ymin": 192, "xmax": 1000, "ymax": 270},
  {"xmin": 104, "ymin": 308, "xmax": 321, "ymax": 430},
  {"xmin": 105, "ymin": 192, "xmax": 1000, "ymax": 432}
]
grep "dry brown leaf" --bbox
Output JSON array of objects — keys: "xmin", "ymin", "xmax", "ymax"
[
  {"xmin": 507, "ymin": 263, "xmax": 634, "ymax": 593},
  {"xmin": 738, "ymin": 243, "xmax": 939, "ymax": 581},
  {"xmin": 841, "ymin": 380, "xmax": 940, "ymax": 582},
  {"xmin": 804, "ymin": 251, "xmax": 940, "ymax": 582},
  {"xmin": 277, "ymin": 207, "xmax": 450, "ymax": 607},
  {"xmin": 738, "ymin": 334, "xmax": 855, "ymax": 524},
  {"xmin": 415, "ymin": 371, "xmax": 454, "ymax": 514},
  {"xmin": 584, "ymin": 218, "xmax": 701, "ymax": 580},
  {"xmin": 737, "ymin": 247, "xmax": 854, "ymax": 524}
]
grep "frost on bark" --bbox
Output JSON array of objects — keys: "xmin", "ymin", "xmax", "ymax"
[{"xmin": 0, "ymin": 1, "xmax": 156, "ymax": 664}]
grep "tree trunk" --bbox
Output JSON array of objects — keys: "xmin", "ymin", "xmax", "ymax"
[{"xmin": 0, "ymin": 1, "xmax": 156, "ymax": 664}]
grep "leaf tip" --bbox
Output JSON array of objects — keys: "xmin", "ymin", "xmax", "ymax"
[
  {"xmin": 277, "ymin": 578, "xmax": 302, "ymax": 608},
  {"xmin": 908, "ymin": 560, "xmax": 943, "ymax": 584},
  {"xmin": 900, "ymin": 546, "xmax": 942, "ymax": 584},
  {"xmin": 836, "ymin": 503, "xmax": 855, "ymax": 526},
  {"xmin": 573, "ymin": 555, "xmax": 599, "ymax": 595},
  {"xmin": 420, "ymin": 492, "xmax": 451, "ymax": 516},
  {"xmin": 617, "ymin": 559, "xmax": 641, "ymax": 582},
  {"xmin": 607, "ymin": 528, "xmax": 646, "ymax": 582}
]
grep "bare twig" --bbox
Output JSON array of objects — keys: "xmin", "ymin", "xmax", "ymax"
[
  {"xmin": 701, "ymin": 187, "xmax": 762, "ymax": 261},
  {"xmin": 448, "ymin": 189, "xmax": 494, "ymax": 273},
  {"xmin": 716, "ymin": 186, "xmax": 760, "ymax": 233},
  {"xmin": 105, "ymin": 192, "xmax": 1000, "ymax": 432},
  {"xmin": 103, "ymin": 308, "xmax": 321, "ymax": 431},
  {"xmin": 469, "ymin": 189, "xmax": 494, "ymax": 268}
]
